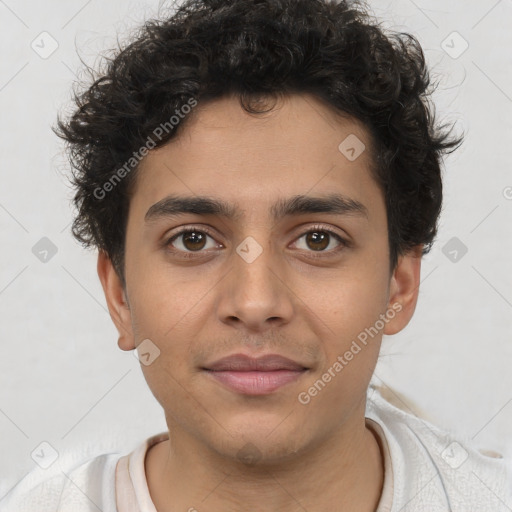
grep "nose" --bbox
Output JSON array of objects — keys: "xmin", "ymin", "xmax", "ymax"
[{"xmin": 215, "ymin": 236, "xmax": 295, "ymax": 333}]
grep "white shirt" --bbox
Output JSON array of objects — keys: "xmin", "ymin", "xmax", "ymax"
[{"xmin": 1, "ymin": 385, "xmax": 511, "ymax": 511}]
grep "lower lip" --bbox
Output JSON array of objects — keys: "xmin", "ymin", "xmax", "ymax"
[{"xmin": 204, "ymin": 369, "xmax": 306, "ymax": 395}]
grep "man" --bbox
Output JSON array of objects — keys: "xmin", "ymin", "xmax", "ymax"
[{"xmin": 2, "ymin": 0, "xmax": 510, "ymax": 510}]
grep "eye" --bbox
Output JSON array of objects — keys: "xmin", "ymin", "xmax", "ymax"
[
  {"xmin": 292, "ymin": 226, "xmax": 347, "ymax": 254},
  {"xmin": 163, "ymin": 224, "xmax": 348, "ymax": 258},
  {"xmin": 166, "ymin": 227, "xmax": 220, "ymax": 253}
]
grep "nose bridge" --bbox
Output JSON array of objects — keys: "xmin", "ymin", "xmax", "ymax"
[
  {"xmin": 217, "ymin": 232, "xmax": 293, "ymax": 330},
  {"xmin": 236, "ymin": 234, "xmax": 275, "ymax": 294}
]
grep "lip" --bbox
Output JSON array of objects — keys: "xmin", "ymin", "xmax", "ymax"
[
  {"xmin": 204, "ymin": 353, "xmax": 307, "ymax": 372},
  {"xmin": 202, "ymin": 353, "xmax": 308, "ymax": 395}
]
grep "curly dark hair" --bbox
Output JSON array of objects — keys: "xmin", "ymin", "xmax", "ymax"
[{"xmin": 54, "ymin": 0, "xmax": 461, "ymax": 285}]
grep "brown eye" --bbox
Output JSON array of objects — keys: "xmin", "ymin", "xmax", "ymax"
[
  {"xmin": 181, "ymin": 231, "xmax": 207, "ymax": 251},
  {"xmin": 293, "ymin": 227, "xmax": 346, "ymax": 254},
  {"xmin": 305, "ymin": 231, "xmax": 330, "ymax": 251},
  {"xmin": 167, "ymin": 229, "xmax": 218, "ymax": 253}
]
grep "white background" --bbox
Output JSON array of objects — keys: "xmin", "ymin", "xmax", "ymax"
[{"xmin": 0, "ymin": 0, "xmax": 511, "ymax": 497}]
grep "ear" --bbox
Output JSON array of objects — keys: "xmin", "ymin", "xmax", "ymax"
[
  {"xmin": 97, "ymin": 250, "xmax": 136, "ymax": 351},
  {"xmin": 384, "ymin": 245, "xmax": 423, "ymax": 336}
]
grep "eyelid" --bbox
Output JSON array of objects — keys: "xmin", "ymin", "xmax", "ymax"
[
  {"xmin": 290, "ymin": 223, "xmax": 349, "ymax": 253},
  {"xmin": 163, "ymin": 225, "xmax": 221, "ymax": 250},
  {"xmin": 293, "ymin": 223, "xmax": 349, "ymax": 242},
  {"xmin": 163, "ymin": 223, "xmax": 349, "ymax": 254}
]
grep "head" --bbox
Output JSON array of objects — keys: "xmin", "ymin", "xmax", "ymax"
[{"xmin": 55, "ymin": 0, "xmax": 461, "ymax": 464}]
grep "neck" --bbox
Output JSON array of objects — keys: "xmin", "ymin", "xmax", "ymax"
[{"xmin": 146, "ymin": 403, "xmax": 384, "ymax": 512}]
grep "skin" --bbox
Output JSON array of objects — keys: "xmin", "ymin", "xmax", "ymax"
[{"xmin": 98, "ymin": 93, "xmax": 422, "ymax": 512}]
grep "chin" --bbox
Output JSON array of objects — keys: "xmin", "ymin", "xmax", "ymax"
[{"xmin": 210, "ymin": 414, "xmax": 312, "ymax": 466}]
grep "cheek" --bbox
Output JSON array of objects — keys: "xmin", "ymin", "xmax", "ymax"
[
  {"xmin": 304, "ymin": 265, "xmax": 389, "ymax": 341},
  {"xmin": 127, "ymin": 259, "xmax": 209, "ymax": 339},
  {"xmin": 127, "ymin": 265, "xmax": 216, "ymax": 394},
  {"xmin": 299, "ymin": 275, "xmax": 387, "ymax": 408},
  {"xmin": 129, "ymin": 276, "xmax": 205, "ymax": 414}
]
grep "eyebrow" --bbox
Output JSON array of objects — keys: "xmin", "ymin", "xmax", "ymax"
[{"xmin": 144, "ymin": 193, "xmax": 369, "ymax": 223}]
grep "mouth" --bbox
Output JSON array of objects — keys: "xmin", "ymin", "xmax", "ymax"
[{"xmin": 201, "ymin": 353, "xmax": 309, "ymax": 396}]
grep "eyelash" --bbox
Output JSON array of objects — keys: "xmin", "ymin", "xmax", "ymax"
[{"xmin": 163, "ymin": 224, "xmax": 348, "ymax": 259}]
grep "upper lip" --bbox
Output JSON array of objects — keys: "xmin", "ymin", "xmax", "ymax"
[{"xmin": 203, "ymin": 354, "xmax": 307, "ymax": 372}]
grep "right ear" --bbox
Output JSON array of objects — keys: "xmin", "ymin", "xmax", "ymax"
[{"xmin": 97, "ymin": 250, "xmax": 136, "ymax": 351}]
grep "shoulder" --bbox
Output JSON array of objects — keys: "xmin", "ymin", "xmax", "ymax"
[
  {"xmin": 366, "ymin": 384, "xmax": 512, "ymax": 511},
  {"xmin": 0, "ymin": 451, "xmax": 121, "ymax": 512}
]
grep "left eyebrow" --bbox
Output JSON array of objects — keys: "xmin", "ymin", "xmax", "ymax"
[{"xmin": 144, "ymin": 193, "xmax": 369, "ymax": 224}]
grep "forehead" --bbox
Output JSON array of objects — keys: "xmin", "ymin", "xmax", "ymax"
[{"xmin": 129, "ymin": 93, "xmax": 382, "ymax": 224}]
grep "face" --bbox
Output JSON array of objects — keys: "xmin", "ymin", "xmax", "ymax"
[{"xmin": 99, "ymin": 93, "xmax": 420, "ymax": 464}]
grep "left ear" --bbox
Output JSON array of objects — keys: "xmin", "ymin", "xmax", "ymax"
[{"xmin": 384, "ymin": 245, "xmax": 423, "ymax": 336}]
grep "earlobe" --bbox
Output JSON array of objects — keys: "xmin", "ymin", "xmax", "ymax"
[
  {"xmin": 97, "ymin": 250, "xmax": 136, "ymax": 351},
  {"xmin": 384, "ymin": 246, "xmax": 422, "ymax": 336}
]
